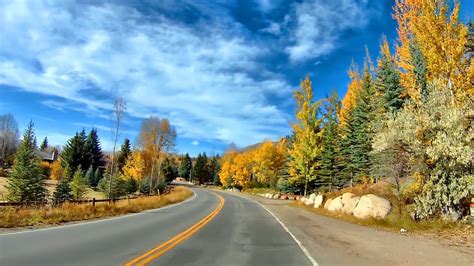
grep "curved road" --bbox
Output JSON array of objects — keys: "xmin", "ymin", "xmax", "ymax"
[{"xmin": 0, "ymin": 188, "xmax": 314, "ymax": 266}]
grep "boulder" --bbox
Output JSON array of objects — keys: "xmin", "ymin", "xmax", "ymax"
[
  {"xmin": 342, "ymin": 196, "xmax": 360, "ymax": 215},
  {"xmin": 305, "ymin": 194, "xmax": 316, "ymax": 205},
  {"xmin": 324, "ymin": 198, "xmax": 333, "ymax": 210},
  {"xmin": 273, "ymin": 193, "xmax": 281, "ymax": 199},
  {"xmin": 313, "ymin": 194, "xmax": 324, "ymax": 208},
  {"xmin": 309, "ymin": 193, "xmax": 316, "ymax": 202},
  {"xmin": 341, "ymin": 192, "xmax": 355, "ymax": 206},
  {"xmin": 353, "ymin": 194, "xmax": 391, "ymax": 219},
  {"xmin": 327, "ymin": 196, "xmax": 344, "ymax": 212},
  {"xmin": 288, "ymin": 196, "xmax": 295, "ymax": 200},
  {"xmin": 279, "ymin": 195, "xmax": 288, "ymax": 200}
]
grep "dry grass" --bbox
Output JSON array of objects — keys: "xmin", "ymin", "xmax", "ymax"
[
  {"xmin": 242, "ymin": 187, "xmax": 279, "ymax": 195},
  {"xmin": 0, "ymin": 186, "xmax": 193, "ymax": 228}
]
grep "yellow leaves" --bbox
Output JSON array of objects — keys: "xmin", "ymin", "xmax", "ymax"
[
  {"xmin": 50, "ymin": 159, "xmax": 62, "ymax": 180},
  {"xmin": 394, "ymin": 0, "xmax": 471, "ymax": 102},
  {"xmin": 338, "ymin": 62, "xmax": 362, "ymax": 126},
  {"xmin": 123, "ymin": 151, "xmax": 146, "ymax": 181},
  {"xmin": 218, "ymin": 139, "xmax": 287, "ymax": 188}
]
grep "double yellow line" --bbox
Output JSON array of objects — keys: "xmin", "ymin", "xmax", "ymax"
[{"xmin": 124, "ymin": 192, "xmax": 225, "ymax": 266}]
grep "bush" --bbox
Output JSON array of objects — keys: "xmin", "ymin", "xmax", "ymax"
[
  {"xmin": 139, "ymin": 178, "xmax": 167, "ymax": 195},
  {"xmin": 124, "ymin": 178, "xmax": 138, "ymax": 194},
  {"xmin": 53, "ymin": 178, "xmax": 72, "ymax": 203},
  {"xmin": 71, "ymin": 169, "xmax": 87, "ymax": 200},
  {"xmin": 98, "ymin": 175, "xmax": 127, "ymax": 199}
]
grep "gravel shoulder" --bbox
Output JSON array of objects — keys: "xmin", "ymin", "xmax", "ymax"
[{"xmin": 245, "ymin": 194, "xmax": 473, "ymax": 266}]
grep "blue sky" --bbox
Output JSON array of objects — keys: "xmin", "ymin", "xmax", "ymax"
[{"xmin": 1, "ymin": 0, "xmax": 472, "ymax": 156}]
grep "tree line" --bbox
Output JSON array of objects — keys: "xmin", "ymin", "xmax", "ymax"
[{"xmin": 219, "ymin": 0, "xmax": 473, "ymax": 220}]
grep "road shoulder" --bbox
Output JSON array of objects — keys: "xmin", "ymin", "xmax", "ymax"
[{"xmin": 241, "ymin": 193, "xmax": 473, "ymax": 266}]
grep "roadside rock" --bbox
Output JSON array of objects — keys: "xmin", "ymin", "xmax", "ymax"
[
  {"xmin": 341, "ymin": 193, "xmax": 355, "ymax": 206},
  {"xmin": 327, "ymin": 196, "xmax": 344, "ymax": 212},
  {"xmin": 305, "ymin": 193, "xmax": 316, "ymax": 205},
  {"xmin": 342, "ymin": 196, "xmax": 360, "ymax": 215},
  {"xmin": 280, "ymin": 195, "xmax": 288, "ymax": 200},
  {"xmin": 353, "ymin": 194, "xmax": 391, "ymax": 219},
  {"xmin": 273, "ymin": 193, "xmax": 281, "ymax": 199},
  {"xmin": 324, "ymin": 198, "xmax": 333, "ymax": 210},
  {"xmin": 313, "ymin": 194, "xmax": 324, "ymax": 208}
]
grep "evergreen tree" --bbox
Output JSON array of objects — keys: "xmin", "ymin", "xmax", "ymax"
[
  {"xmin": 376, "ymin": 38, "xmax": 405, "ymax": 113},
  {"xmin": 84, "ymin": 128, "xmax": 103, "ymax": 171},
  {"xmin": 116, "ymin": 138, "xmax": 131, "ymax": 174},
  {"xmin": 350, "ymin": 64, "xmax": 375, "ymax": 181},
  {"xmin": 161, "ymin": 156, "xmax": 177, "ymax": 183},
  {"xmin": 209, "ymin": 155, "xmax": 221, "ymax": 184},
  {"xmin": 60, "ymin": 132, "xmax": 86, "ymax": 177},
  {"xmin": 7, "ymin": 121, "xmax": 47, "ymax": 203},
  {"xmin": 319, "ymin": 93, "xmax": 341, "ymax": 189},
  {"xmin": 94, "ymin": 168, "xmax": 102, "ymax": 187},
  {"xmin": 70, "ymin": 169, "xmax": 87, "ymax": 200},
  {"xmin": 39, "ymin": 137, "xmax": 48, "ymax": 151},
  {"xmin": 192, "ymin": 153, "xmax": 209, "ymax": 184},
  {"xmin": 178, "ymin": 153, "xmax": 192, "ymax": 180},
  {"xmin": 85, "ymin": 166, "xmax": 95, "ymax": 187},
  {"xmin": 53, "ymin": 178, "xmax": 72, "ymax": 203},
  {"xmin": 409, "ymin": 41, "xmax": 428, "ymax": 99}
]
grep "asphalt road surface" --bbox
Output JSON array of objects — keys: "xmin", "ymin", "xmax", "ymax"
[{"xmin": 0, "ymin": 188, "xmax": 314, "ymax": 266}]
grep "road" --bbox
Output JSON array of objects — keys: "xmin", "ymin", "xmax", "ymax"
[{"xmin": 0, "ymin": 188, "xmax": 314, "ymax": 266}]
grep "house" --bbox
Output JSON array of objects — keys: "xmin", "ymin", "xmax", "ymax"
[{"xmin": 38, "ymin": 149, "xmax": 59, "ymax": 165}]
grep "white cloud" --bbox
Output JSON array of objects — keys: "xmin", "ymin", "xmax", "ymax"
[
  {"xmin": 286, "ymin": 0, "xmax": 372, "ymax": 62},
  {"xmin": 191, "ymin": 140, "xmax": 200, "ymax": 146},
  {"xmin": 0, "ymin": 0, "xmax": 293, "ymax": 147}
]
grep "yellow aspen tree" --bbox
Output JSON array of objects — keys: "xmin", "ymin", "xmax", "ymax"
[
  {"xmin": 338, "ymin": 61, "xmax": 362, "ymax": 126},
  {"xmin": 252, "ymin": 140, "xmax": 286, "ymax": 186},
  {"xmin": 288, "ymin": 76, "xmax": 324, "ymax": 196},
  {"xmin": 394, "ymin": 0, "xmax": 471, "ymax": 102},
  {"xmin": 123, "ymin": 151, "xmax": 146, "ymax": 181},
  {"xmin": 219, "ymin": 148, "xmax": 238, "ymax": 187},
  {"xmin": 50, "ymin": 159, "xmax": 63, "ymax": 180}
]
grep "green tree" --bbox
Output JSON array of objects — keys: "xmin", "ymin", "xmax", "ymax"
[
  {"xmin": 116, "ymin": 138, "xmax": 131, "ymax": 174},
  {"xmin": 178, "ymin": 153, "xmax": 192, "ymax": 180},
  {"xmin": 409, "ymin": 41, "xmax": 428, "ymax": 100},
  {"xmin": 192, "ymin": 153, "xmax": 209, "ymax": 184},
  {"xmin": 83, "ymin": 128, "xmax": 103, "ymax": 171},
  {"xmin": 39, "ymin": 137, "xmax": 48, "ymax": 151},
  {"xmin": 319, "ymin": 92, "xmax": 341, "ymax": 189},
  {"xmin": 60, "ymin": 132, "xmax": 86, "ymax": 177},
  {"xmin": 161, "ymin": 156, "xmax": 177, "ymax": 183},
  {"xmin": 53, "ymin": 178, "xmax": 72, "ymax": 203},
  {"xmin": 209, "ymin": 155, "xmax": 221, "ymax": 184},
  {"xmin": 94, "ymin": 168, "xmax": 102, "ymax": 187},
  {"xmin": 98, "ymin": 174, "xmax": 126, "ymax": 199},
  {"xmin": 71, "ymin": 169, "xmax": 87, "ymax": 200},
  {"xmin": 7, "ymin": 121, "xmax": 47, "ymax": 203},
  {"xmin": 85, "ymin": 166, "xmax": 95, "ymax": 187}
]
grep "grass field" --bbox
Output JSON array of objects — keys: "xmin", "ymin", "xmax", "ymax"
[{"xmin": 0, "ymin": 186, "xmax": 193, "ymax": 228}]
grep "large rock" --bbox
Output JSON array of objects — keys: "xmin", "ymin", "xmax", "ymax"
[
  {"xmin": 273, "ymin": 193, "xmax": 281, "ymax": 199},
  {"xmin": 342, "ymin": 196, "xmax": 360, "ymax": 215},
  {"xmin": 324, "ymin": 198, "xmax": 333, "ymax": 210},
  {"xmin": 341, "ymin": 192, "xmax": 355, "ymax": 205},
  {"xmin": 313, "ymin": 194, "xmax": 324, "ymax": 208},
  {"xmin": 353, "ymin": 194, "xmax": 391, "ymax": 219},
  {"xmin": 305, "ymin": 193, "xmax": 316, "ymax": 205},
  {"xmin": 327, "ymin": 196, "xmax": 344, "ymax": 212}
]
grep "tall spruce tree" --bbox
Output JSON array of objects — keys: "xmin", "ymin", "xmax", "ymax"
[
  {"xmin": 39, "ymin": 137, "xmax": 48, "ymax": 151},
  {"xmin": 84, "ymin": 128, "xmax": 103, "ymax": 171},
  {"xmin": 7, "ymin": 121, "xmax": 47, "ymax": 203},
  {"xmin": 116, "ymin": 138, "xmax": 131, "ymax": 174},
  {"xmin": 350, "ymin": 63, "xmax": 375, "ymax": 181},
  {"xmin": 209, "ymin": 155, "xmax": 221, "ymax": 184},
  {"xmin": 53, "ymin": 178, "xmax": 72, "ymax": 203},
  {"xmin": 319, "ymin": 93, "xmax": 341, "ymax": 189},
  {"xmin": 409, "ymin": 41, "xmax": 428, "ymax": 99},
  {"xmin": 192, "ymin": 153, "xmax": 209, "ymax": 184},
  {"xmin": 178, "ymin": 153, "xmax": 192, "ymax": 180},
  {"xmin": 61, "ymin": 132, "xmax": 86, "ymax": 177}
]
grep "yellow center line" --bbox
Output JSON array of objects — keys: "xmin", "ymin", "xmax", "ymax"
[{"xmin": 124, "ymin": 191, "xmax": 225, "ymax": 266}]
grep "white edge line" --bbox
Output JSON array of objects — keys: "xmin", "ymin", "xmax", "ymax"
[
  {"xmin": 218, "ymin": 190, "xmax": 319, "ymax": 266},
  {"xmin": 0, "ymin": 189, "xmax": 197, "ymax": 237}
]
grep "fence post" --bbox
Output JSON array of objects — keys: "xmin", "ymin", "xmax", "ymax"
[
  {"xmin": 92, "ymin": 198, "xmax": 96, "ymax": 207},
  {"xmin": 127, "ymin": 195, "xmax": 130, "ymax": 204}
]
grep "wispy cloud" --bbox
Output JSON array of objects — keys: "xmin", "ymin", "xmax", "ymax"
[
  {"xmin": 0, "ymin": 0, "xmax": 293, "ymax": 147},
  {"xmin": 191, "ymin": 140, "xmax": 200, "ymax": 146},
  {"xmin": 285, "ymin": 0, "xmax": 375, "ymax": 62}
]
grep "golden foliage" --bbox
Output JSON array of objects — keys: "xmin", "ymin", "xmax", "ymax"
[
  {"xmin": 123, "ymin": 151, "xmax": 146, "ymax": 181},
  {"xmin": 338, "ymin": 62, "xmax": 362, "ymax": 125},
  {"xmin": 394, "ymin": 0, "xmax": 471, "ymax": 102},
  {"xmin": 50, "ymin": 160, "xmax": 62, "ymax": 180}
]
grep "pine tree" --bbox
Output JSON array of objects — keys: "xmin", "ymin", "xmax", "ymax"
[
  {"xmin": 319, "ymin": 93, "xmax": 341, "ymax": 189},
  {"xmin": 178, "ymin": 153, "xmax": 192, "ymax": 180},
  {"xmin": 39, "ymin": 137, "xmax": 48, "ymax": 151},
  {"xmin": 84, "ymin": 128, "xmax": 103, "ymax": 172},
  {"xmin": 192, "ymin": 153, "xmax": 209, "ymax": 184},
  {"xmin": 376, "ymin": 37, "xmax": 405, "ymax": 113},
  {"xmin": 61, "ymin": 132, "xmax": 86, "ymax": 177},
  {"xmin": 116, "ymin": 138, "xmax": 131, "ymax": 174},
  {"xmin": 209, "ymin": 155, "xmax": 221, "ymax": 184},
  {"xmin": 409, "ymin": 41, "xmax": 428, "ymax": 100},
  {"xmin": 161, "ymin": 156, "xmax": 177, "ymax": 183},
  {"xmin": 7, "ymin": 121, "xmax": 47, "ymax": 203},
  {"xmin": 94, "ymin": 168, "xmax": 102, "ymax": 186},
  {"xmin": 71, "ymin": 169, "xmax": 87, "ymax": 200},
  {"xmin": 350, "ymin": 63, "xmax": 375, "ymax": 182},
  {"xmin": 85, "ymin": 166, "xmax": 95, "ymax": 187},
  {"xmin": 53, "ymin": 178, "xmax": 72, "ymax": 203}
]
